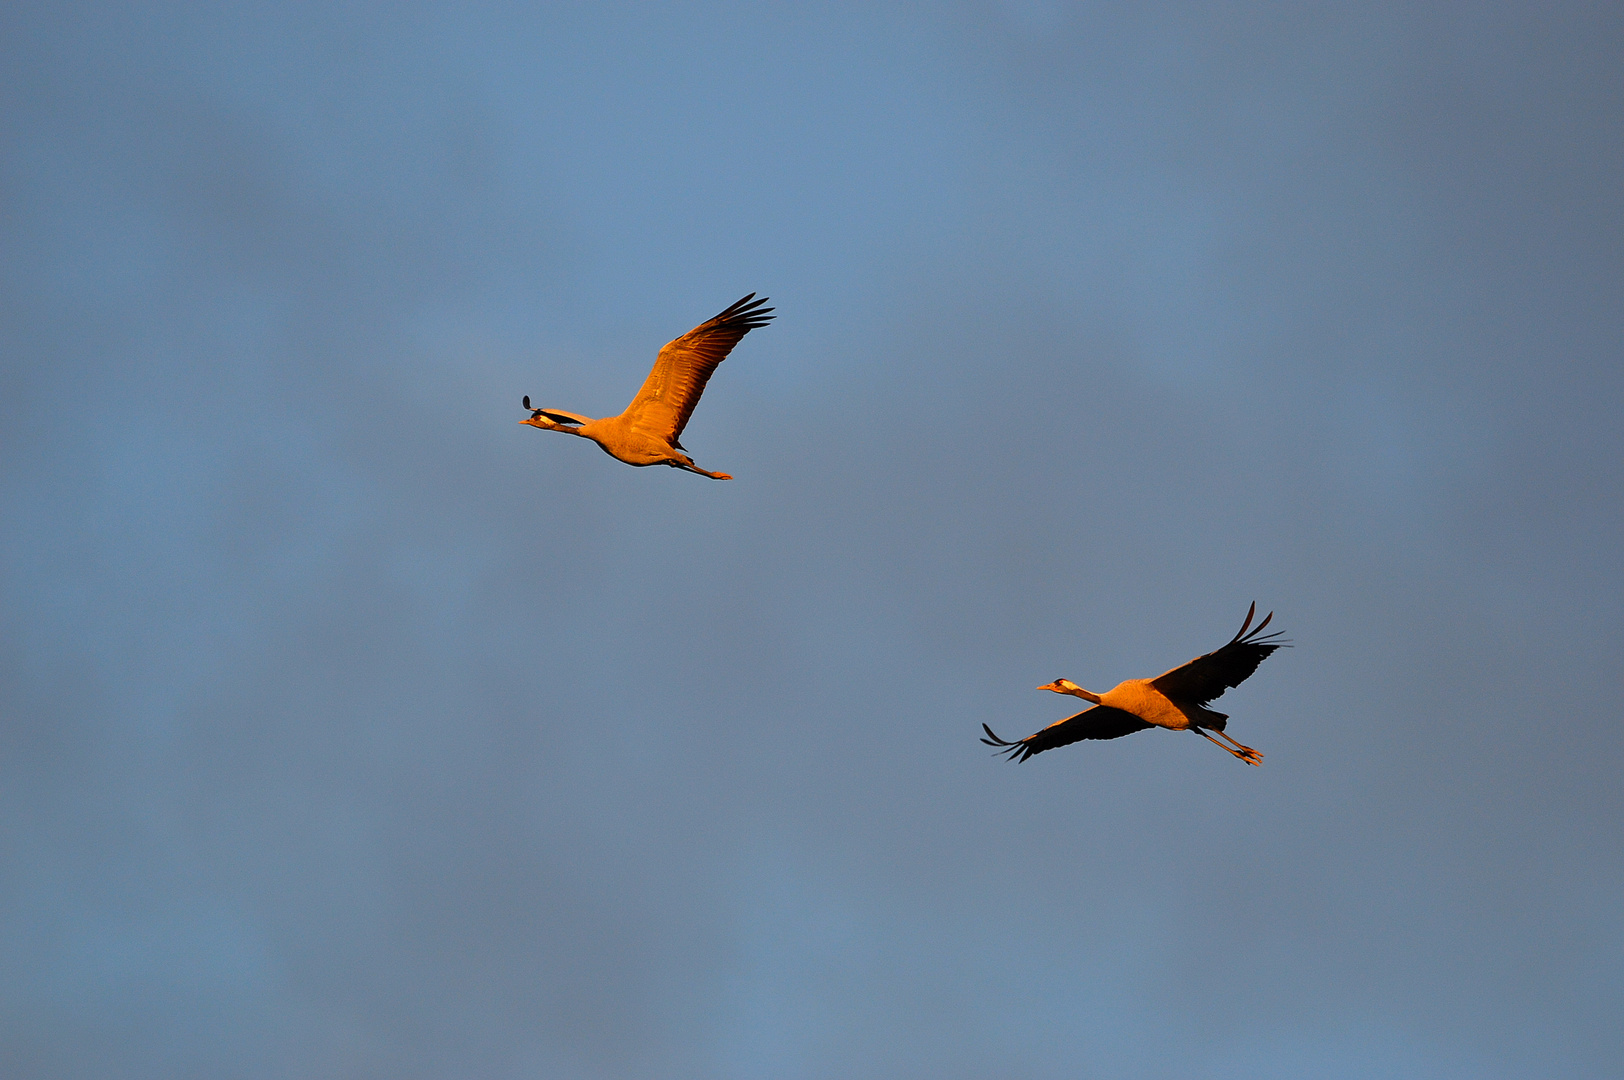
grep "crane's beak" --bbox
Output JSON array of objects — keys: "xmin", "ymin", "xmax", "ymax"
[{"xmin": 1036, "ymin": 681, "xmax": 1063, "ymax": 693}]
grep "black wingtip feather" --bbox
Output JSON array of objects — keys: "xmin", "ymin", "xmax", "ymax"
[
  {"xmin": 1234, "ymin": 601, "xmax": 1256, "ymax": 641},
  {"xmin": 980, "ymin": 723, "xmax": 1032, "ymax": 761},
  {"xmin": 715, "ymin": 293, "xmax": 775, "ymax": 329}
]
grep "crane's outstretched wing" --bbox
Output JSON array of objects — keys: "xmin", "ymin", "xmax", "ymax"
[
  {"xmin": 981, "ymin": 707, "xmax": 1152, "ymax": 762},
  {"xmin": 1150, "ymin": 602, "xmax": 1287, "ymax": 707},
  {"xmin": 622, "ymin": 294, "xmax": 774, "ymax": 445}
]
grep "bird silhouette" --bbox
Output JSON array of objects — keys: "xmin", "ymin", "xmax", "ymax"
[
  {"xmin": 982, "ymin": 603, "xmax": 1287, "ymax": 766},
  {"xmin": 520, "ymin": 294, "xmax": 774, "ymax": 479}
]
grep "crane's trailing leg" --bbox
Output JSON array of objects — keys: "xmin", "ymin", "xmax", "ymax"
[
  {"xmin": 1211, "ymin": 727, "xmax": 1264, "ymax": 760},
  {"xmin": 668, "ymin": 458, "xmax": 732, "ymax": 480},
  {"xmin": 1195, "ymin": 728, "xmax": 1263, "ymax": 766}
]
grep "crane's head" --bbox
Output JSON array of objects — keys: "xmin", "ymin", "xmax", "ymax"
[
  {"xmin": 520, "ymin": 395, "xmax": 589, "ymax": 430},
  {"xmin": 1038, "ymin": 678, "xmax": 1102, "ymax": 704}
]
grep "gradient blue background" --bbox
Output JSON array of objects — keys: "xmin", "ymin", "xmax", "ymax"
[{"xmin": 3, "ymin": 3, "xmax": 1621, "ymax": 1077}]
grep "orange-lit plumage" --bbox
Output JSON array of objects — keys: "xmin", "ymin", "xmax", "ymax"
[
  {"xmin": 981, "ymin": 604, "xmax": 1287, "ymax": 766},
  {"xmin": 521, "ymin": 294, "xmax": 773, "ymax": 479}
]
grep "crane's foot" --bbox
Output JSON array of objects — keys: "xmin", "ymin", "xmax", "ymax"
[
  {"xmin": 1214, "ymin": 729, "xmax": 1264, "ymax": 762},
  {"xmin": 1197, "ymin": 728, "xmax": 1264, "ymax": 766}
]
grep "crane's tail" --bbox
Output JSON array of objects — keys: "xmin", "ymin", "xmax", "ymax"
[{"xmin": 980, "ymin": 723, "xmax": 1034, "ymax": 762}]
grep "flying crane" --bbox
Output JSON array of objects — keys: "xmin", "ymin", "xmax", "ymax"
[
  {"xmin": 521, "ymin": 294, "xmax": 773, "ymax": 479},
  {"xmin": 982, "ymin": 604, "xmax": 1287, "ymax": 766}
]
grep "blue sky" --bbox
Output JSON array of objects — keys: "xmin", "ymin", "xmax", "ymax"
[{"xmin": 2, "ymin": 4, "xmax": 1621, "ymax": 1077}]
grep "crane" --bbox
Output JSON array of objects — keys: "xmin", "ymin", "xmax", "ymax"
[
  {"xmin": 981, "ymin": 603, "xmax": 1287, "ymax": 766},
  {"xmin": 520, "ymin": 294, "xmax": 773, "ymax": 479}
]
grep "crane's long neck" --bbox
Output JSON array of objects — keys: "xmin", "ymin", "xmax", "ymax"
[
  {"xmin": 524, "ymin": 418, "xmax": 591, "ymax": 437},
  {"xmin": 1070, "ymin": 687, "xmax": 1103, "ymax": 704}
]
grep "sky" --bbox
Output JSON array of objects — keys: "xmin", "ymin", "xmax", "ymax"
[{"xmin": 1, "ymin": 3, "xmax": 1621, "ymax": 1077}]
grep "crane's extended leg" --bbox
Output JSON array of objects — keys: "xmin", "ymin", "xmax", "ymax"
[
  {"xmin": 664, "ymin": 455, "xmax": 732, "ymax": 480},
  {"xmin": 1211, "ymin": 728, "xmax": 1264, "ymax": 760},
  {"xmin": 1195, "ymin": 728, "xmax": 1262, "ymax": 766}
]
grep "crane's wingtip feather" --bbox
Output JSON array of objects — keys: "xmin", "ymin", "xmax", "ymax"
[{"xmin": 1231, "ymin": 602, "xmax": 1256, "ymax": 643}]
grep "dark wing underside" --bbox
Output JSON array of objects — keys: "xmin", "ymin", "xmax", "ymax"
[
  {"xmin": 622, "ymin": 293, "xmax": 774, "ymax": 444},
  {"xmin": 980, "ymin": 706, "xmax": 1152, "ymax": 763},
  {"xmin": 1149, "ymin": 602, "xmax": 1288, "ymax": 707}
]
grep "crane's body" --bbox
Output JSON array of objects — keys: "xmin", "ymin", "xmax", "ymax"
[
  {"xmin": 981, "ymin": 604, "xmax": 1287, "ymax": 766},
  {"xmin": 1089, "ymin": 678, "xmax": 1226, "ymax": 733},
  {"xmin": 532, "ymin": 412, "xmax": 701, "ymax": 469},
  {"xmin": 521, "ymin": 294, "xmax": 773, "ymax": 480}
]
